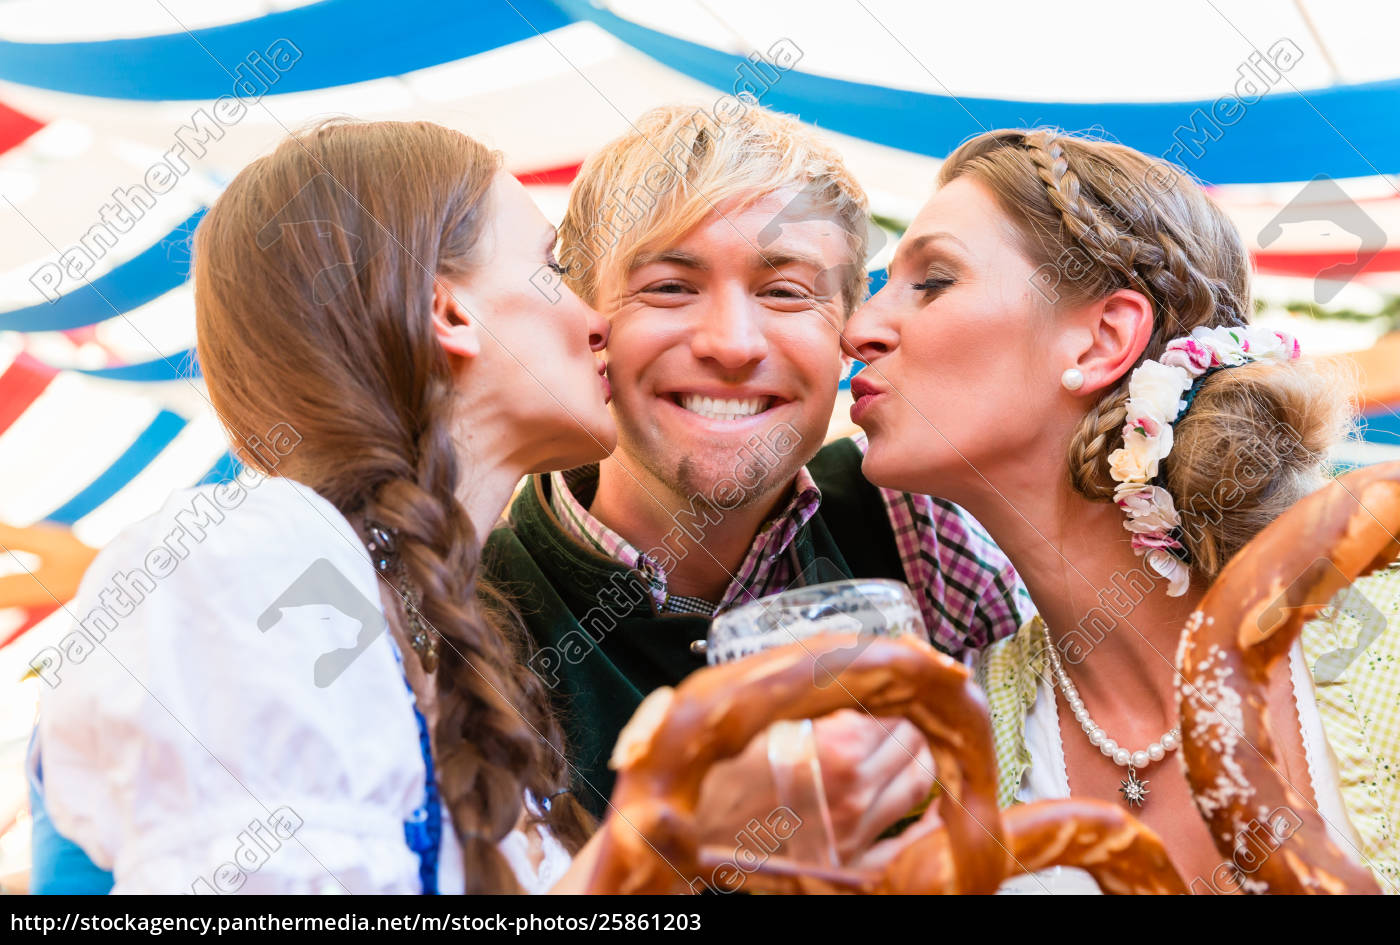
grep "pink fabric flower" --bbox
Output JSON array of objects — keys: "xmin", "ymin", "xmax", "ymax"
[
  {"xmin": 1123, "ymin": 415, "xmax": 1161, "ymax": 439},
  {"xmin": 1113, "ymin": 482, "xmax": 1156, "ymax": 508},
  {"xmin": 1118, "ymin": 485, "xmax": 1182, "ymax": 533},
  {"xmin": 1160, "ymin": 338, "xmax": 1212, "ymax": 374},
  {"xmin": 1131, "ymin": 531, "xmax": 1183, "ymax": 552}
]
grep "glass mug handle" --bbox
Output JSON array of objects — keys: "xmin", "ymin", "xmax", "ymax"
[{"xmin": 765, "ymin": 718, "xmax": 841, "ymax": 868}]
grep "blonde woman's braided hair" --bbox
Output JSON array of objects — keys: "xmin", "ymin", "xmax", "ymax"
[{"xmin": 938, "ymin": 129, "xmax": 1348, "ymax": 579}]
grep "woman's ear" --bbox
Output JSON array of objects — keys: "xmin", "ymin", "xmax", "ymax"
[
  {"xmin": 1066, "ymin": 289, "xmax": 1154, "ymax": 394},
  {"xmin": 430, "ymin": 279, "xmax": 481, "ymax": 361}
]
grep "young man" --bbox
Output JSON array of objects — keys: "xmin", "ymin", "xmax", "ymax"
[{"xmin": 484, "ymin": 104, "xmax": 1026, "ymax": 821}]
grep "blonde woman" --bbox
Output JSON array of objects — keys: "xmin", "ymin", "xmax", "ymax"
[{"xmin": 843, "ymin": 128, "xmax": 1399, "ymax": 893}]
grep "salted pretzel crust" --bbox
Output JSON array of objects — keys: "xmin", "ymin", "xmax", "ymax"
[{"xmin": 1178, "ymin": 461, "xmax": 1400, "ymax": 894}]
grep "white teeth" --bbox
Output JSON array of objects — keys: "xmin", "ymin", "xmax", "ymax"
[{"xmin": 678, "ymin": 394, "xmax": 769, "ymax": 421}]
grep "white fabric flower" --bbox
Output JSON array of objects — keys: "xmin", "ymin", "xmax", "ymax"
[
  {"xmin": 1110, "ymin": 413, "xmax": 1174, "ymax": 482},
  {"xmin": 1146, "ymin": 548, "xmax": 1192, "ymax": 597},
  {"xmin": 1105, "ymin": 325, "xmax": 1303, "ymax": 601},
  {"xmin": 1240, "ymin": 327, "xmax": 1299, "ymax": 362},
  {"xmin": 1190, "ymin": 325, "xmax": 1248, "ymax": 365},
  {"xmin": 1109, "ymin": 445, "xmax": 1148, "ymax": 483},
  {"xmin": 1126, "ymin": 360, "xmax": 1190, "ymax": 424}
]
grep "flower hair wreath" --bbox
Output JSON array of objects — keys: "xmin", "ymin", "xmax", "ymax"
[{"xmin": 1107, "ymin": 325, "xmax": 1302, "ymax": 597}]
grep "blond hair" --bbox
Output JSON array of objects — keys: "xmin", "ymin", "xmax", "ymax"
[
  {"xmin": 559, "ymin": 103, "xmax": 870, "ymax": 315},
  {"xmin": 939, "ymin": 128, "xmax": 1352, "ymax": 579}
]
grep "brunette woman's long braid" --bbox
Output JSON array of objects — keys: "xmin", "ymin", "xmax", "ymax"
[{"xmin": 194, "ymin": 119, "xmax": 592, "ymax": 893}]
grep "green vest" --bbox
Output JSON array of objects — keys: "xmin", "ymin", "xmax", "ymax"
[{"xmin": 481, "ymin": 438, "xmax": 905, "ymax": 816}]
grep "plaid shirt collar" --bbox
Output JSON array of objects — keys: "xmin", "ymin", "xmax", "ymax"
[{"xmin": 549, "ymin": 464, "xmax": 823, "ymax": 614}]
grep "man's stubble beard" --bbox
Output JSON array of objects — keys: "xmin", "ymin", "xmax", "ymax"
[{"xmin": 616, "ymin": 412, "xmax": 812, "ymax": 516}]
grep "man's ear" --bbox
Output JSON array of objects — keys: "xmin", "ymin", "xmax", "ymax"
[
  {"xmin": 430, "ymin": 279, "xmax": 481, "ymax": 361},
  {"xmin": 1066, "ymin": 289, "xmax": 1154, "ymax": 394}
]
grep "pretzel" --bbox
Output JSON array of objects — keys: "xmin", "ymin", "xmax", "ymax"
[
  {"xmin": 1000, "ymin": 799, "xmax": 1186, "ymax": 894},
  {"xmin": 1179, "ymin": 460, "xmax": 1400, "ymax": 894},
  {"xmin": 0, "ymin": 521, "xmax": 97, "ymax": 609},
  {"xmin": 582, "ymin": 632, "xmax": 1186, "ymax": 894}
]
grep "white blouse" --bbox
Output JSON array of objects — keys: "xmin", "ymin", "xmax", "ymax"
[
  {"xmin": 999, "ymin": 639, "xmax": 1362, "ymax": 895},
  {"xmin": 34, "ymin": 475, "xmax": 570, "ymax": 894}
]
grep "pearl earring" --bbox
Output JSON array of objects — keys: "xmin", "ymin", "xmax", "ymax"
[{"xmin": 1060, "ymin": 368, "xmax": 1084, "ymax": 391}]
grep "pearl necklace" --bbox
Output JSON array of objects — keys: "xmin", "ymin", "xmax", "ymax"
[{"xmin": 1044, "ymin": 635, "xmax": 1180, "ymax": 808}]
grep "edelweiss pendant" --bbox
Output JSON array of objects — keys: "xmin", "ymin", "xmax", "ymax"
[{"xmin": 1119, "ymin": 767, "xmax": 1150, "ymax": 807}]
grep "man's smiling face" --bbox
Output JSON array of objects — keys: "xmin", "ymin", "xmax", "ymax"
[{"xmin": 599, "ymin": 187, "xmax": 852, "ymax": 507}]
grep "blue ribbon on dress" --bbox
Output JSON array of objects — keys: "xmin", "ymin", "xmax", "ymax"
[{"xmin": 390, "ymin": 642, "xmax": 442, "ymax": 895}]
